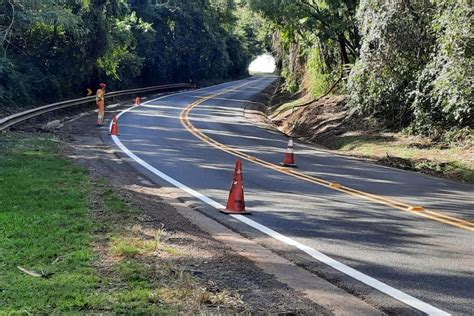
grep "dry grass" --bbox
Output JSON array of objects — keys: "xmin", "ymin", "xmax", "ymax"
[{"xmin": 92, "ymin": 183, "xmax": 242, "ymax": 312}]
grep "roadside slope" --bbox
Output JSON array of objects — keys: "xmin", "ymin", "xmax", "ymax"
[{"xmin": 263, "ymin": 85, "xmax": 473, "ymax": 183}]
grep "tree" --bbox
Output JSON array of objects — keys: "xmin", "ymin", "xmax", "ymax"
[
  {"xmin": 347, "ymin": 0, "xmax": 434, "ymax": 128},
  {"xmin": 0, "ymin": 0, "xmax": 254, "ymax": 110},
  {"xmin": 246, "ymin": 0, "xmax": 360, "ymax": 94},
  {"xmin": 410, "ymin": 1, "xmax": 473, "ymax": 135}
]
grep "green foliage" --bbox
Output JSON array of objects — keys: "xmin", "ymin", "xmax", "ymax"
[
  {"xmin": 348, "ymin": 0, "xmax": 473, "ymax": 135},
  {"xmin": 247, "ymin": 0, "xmax": 359, "ymax": 94},
  {"xmin": 347, "ymin": 0, "xmax": 433, "ymax": 128},
  {"xmin": 410, "ymin": 2, "xmax": 473, "ymax": 135},
  {"xmin": 304, "ymin": 45, "xmax": 340, "ymax": 97},
  {"xmin": 0, "ymin": 0, "xmax": 255, "ymax": 109},
  {"xmin": 247, "ymin": 0, "xmax": 472, "ymax": 137}
]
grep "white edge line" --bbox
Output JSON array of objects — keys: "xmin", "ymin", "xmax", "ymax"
[{"xmin": 110, "ymin": 83, "xmax": 450, "ymax": 316}]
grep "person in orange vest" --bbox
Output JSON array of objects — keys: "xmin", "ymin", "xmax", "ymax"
[{"xmin": 96, "ymin": 83, "xmax": 107, "ymax": 125}]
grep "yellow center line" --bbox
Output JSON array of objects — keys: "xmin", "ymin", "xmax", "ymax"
[{"xmin": 179, "ymin": 79, "xmax": 474, "ymax": 232}]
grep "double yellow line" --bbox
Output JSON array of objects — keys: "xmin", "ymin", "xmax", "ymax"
[{"xmin": 180, "ymin": 79, "xmax": 474, "ymax": 232}]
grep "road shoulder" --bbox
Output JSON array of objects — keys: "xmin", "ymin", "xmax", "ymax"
[{"xmin": 59, "ymin": 108, "xmax": 383, "ymax": 315}]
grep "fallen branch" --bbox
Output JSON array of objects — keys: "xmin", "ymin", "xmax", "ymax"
[
  {"xmin": 17, "ymin": 266, "xmax": 53, "ymax": 278},
  {"xmin": 17, "ymin": 266, "xmax": 42, "ymax": 277}
]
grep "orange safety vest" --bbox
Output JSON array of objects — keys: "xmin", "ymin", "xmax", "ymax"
[{"xmin": 96, "ymin": 89, "xmax": 105, "ymax": 104}]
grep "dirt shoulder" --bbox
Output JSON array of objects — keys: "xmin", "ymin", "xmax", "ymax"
[
  {"xmin": 256, "ymin": 83, "xmax": 473, "ymax": 183},
  {"xmin": 55, "ymin": 109, "xmax": 327, "ymax": 314}
]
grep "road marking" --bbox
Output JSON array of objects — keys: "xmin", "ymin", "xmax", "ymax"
[
  {"xmin": 110, "ymin": 84, "xmax": 450, "ymax": 314},
  {"xmin": 179, "ymin": 81, "xmax": 474, "ymax": 232}
]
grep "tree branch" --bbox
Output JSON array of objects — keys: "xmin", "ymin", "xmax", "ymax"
[
  {"xmin": 289, "ymin": 73, "xmax": 344, "ymax": 112},
  {"xmin": 295, "ymin": 0, "xmax": 332, "ymax": 30},
  {"xmin": 2, "ymin": 0, "xmax": 15, "ymax": 58},
  {"xmin": 343, "ymin": 34, "xmax": 357, "ymax": 57}
]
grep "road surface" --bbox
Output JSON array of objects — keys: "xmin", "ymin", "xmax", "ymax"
[{"xmin": 109, "ymin": 77, "xmax": 473, "ymax": 315}]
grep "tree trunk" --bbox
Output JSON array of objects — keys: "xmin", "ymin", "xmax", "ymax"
[{"xmin": 338, "ymin": 33, "xmax": 350, "ymax": 64}]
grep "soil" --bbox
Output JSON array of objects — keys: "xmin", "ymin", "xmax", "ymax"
[
  {"xmin": 53, "ymin": 109, "xmax": 326, "ymax": 314},
  {"xmin": 269, "ymin": 95, "xmax": 350, "ymax": 148},
  {"xmin": 250, "ymin": 80, "xmax": 362, "ymax": 149}
]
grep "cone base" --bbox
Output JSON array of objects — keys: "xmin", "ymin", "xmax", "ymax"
[
  {"xmin": 280, "ymin": 162, "xmax": 297, "ymax": 168},
  {"xmin": 220, "ymin": 208, "xmax": 251, "ymax": 215}
]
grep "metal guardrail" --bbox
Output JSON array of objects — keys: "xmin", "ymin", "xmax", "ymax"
[{"xmin": 0, "ymin": 83, "xmax": 193, "ymax": 131}]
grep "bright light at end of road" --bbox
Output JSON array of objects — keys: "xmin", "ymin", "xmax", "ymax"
[{"xmin": 248, "ymin": 54, "xmax": 276, "ymax": 74}]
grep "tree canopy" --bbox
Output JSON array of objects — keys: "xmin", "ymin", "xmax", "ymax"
[
  {"xmin": 245, "ymin": 0, "xmax": 472, "ymax": 136},
  {"xmin": 1, "ymin": 0, "xmax": 471, "ymax": 136},
  {"xmin": 0, "ymin": 0, "xmax": 262, "ymax": 108}
]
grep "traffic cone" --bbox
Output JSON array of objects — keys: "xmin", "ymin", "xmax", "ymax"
[
  {"xmin": 221, "ymin": 160, "xmax": 250, "ymax": 214},
  {"xmin": 109, "ymin": 113, "xmax": 119, "ymax": 136},
  {"xmin": 135, "ymin": 96, "xmax": 141, "ymax": 106},
  {"xmin": 280, "ymin": 138, "xmax": 297, "ymax": 167}
]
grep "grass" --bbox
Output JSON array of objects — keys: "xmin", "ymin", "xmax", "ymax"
[
  {"xmin": 112, "ymin": 235, "xmax": 158, "ymax": 257},
  {"xmin": 0, "ymin": 132, "xmax": 235, "ymax": 313},
  {"xmin": 273, "ymin": 98, "xmax": 303, "ymax": 114},
  {"xmin": 331, "ymin": 133, "xmax": 474, "ymax": 183},
  {"xmin": 0, "ymin": 133, "xmax": 98, "ymax": 313}
]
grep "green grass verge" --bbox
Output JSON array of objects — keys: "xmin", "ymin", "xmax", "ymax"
[
  {"xmin": 0, "ymin": 133, "xmax": 176, "ymax": 313},
  {"xmin": 0, "ymin": 133, "xmax": 98, "ymax": 313},
  {"xmin": 331, "ymin": 134, "xmax": 474, "ymax": 183},
  {"xmin": 0, "ymin": 132, "xmax": 237, "ymax": 314}
]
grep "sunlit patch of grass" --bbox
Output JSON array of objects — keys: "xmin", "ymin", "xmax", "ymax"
[
  {"xmin": 112, "ymin": 240, "xmax": 141, "ymax": 257},
  {"xmin": 112, "ymin": 236, "xmax": 158, "ymax": 257},
  {"xmin": 163, "ymin": 246, "xmax": 182, "ymax": 256},
  {"xmin": 331, "ymin": 133, "xmax": 474, "ymax": 182},
  {"xmin": 111, "ymin": 226, "xmax": 174, "ymax": 258}
]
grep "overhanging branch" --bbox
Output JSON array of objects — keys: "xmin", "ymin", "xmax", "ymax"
[{"xmin": 2, "ymin": 0, "xmax": 15, "ymax": 57}]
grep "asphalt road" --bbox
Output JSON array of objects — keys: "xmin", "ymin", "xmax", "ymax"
[{"xmin": 111, "ymin": 77, "xmax": 473, "ymax": 315}]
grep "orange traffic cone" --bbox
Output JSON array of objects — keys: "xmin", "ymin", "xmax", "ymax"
[
  {"xmin": 109, "ymin": 113, "xmax": 119, "ymax": 136},
  {"xmin": 221, "ymin": 160, "xmax": 250, "ymax": 214},
  {"xmin": 135, "ymin": 96, "xmax": 141, "ymax": 106},
  {"xmin": 281, "ymin": 138, "xmax": 297, "ymax": 168}
]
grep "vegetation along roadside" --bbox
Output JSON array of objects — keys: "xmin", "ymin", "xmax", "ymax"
[
  {"xmin": 269, "ymin": 93, "xmax": 473, "ymax": 183},
  {"xmin": 0, "ymin": 133, "xmax": 235, "ymax": 313}
]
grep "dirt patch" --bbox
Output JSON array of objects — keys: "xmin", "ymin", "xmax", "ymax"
[
  {"xmin": 56, "ymin": 111, "xmax": 326, "ymax": 314},
  {"xmin": 269, "ymin": 95, "xmax": 349, "ymax": 147}
]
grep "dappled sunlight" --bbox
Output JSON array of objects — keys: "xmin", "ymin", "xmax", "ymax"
[
  {"xmin": 125, "ymin": 99, "xmax": 473, "ymax": 225},
  {"xmin": 188, "ymin": 96, "xmax": 264, "ymax": 105},
  {"xmin": 203, "ymin": 129, "xmax": 275, "ymax": 143},
  {"xmin": 142, "ymin": 104, "xmax": 184, "ymax": 110}
]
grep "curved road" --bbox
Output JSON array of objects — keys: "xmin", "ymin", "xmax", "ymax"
[{"xmin": 110, "ymin": 77, "xmax": 473, "ymax": 315}]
